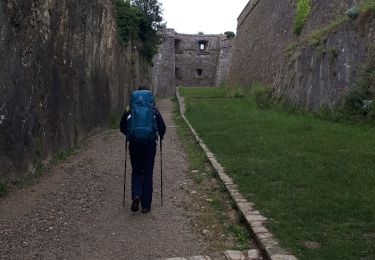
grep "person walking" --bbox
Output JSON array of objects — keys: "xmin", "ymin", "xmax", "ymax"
[{"xmin": 120, "ymin": 87, "xmax": 166, "ymax": 214}]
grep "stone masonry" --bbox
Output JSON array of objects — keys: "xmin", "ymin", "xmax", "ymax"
[
  {"xmin": 152, "ymin": 29, "xmax": 235, "ymax": 96},
  {"xmin": 0, "ymin": 0, "xmax": 146, "ymax": 182},
  {"xmin": 228, "ymin": 0, "xmax": 366, "ymax": 109}
]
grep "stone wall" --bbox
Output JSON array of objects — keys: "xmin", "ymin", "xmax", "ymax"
[
  {"xmin": 274, "ymin": 14, "xmax": 375, "ymax": 109},
  {"xmin": 0, "ymin": 0, "xmax": 148, "ymax": 182},
  {"xmin": 228, "ymin": 0, "xmax": 295, "ymax": 86},
  {"xmin": 175, "ymin": 34, "xmax": 222, "ymax": 87},
  {"xmin": 228, "ymin": 0, "xmax": 358, "ymax": 87},
  {"xmin": 215, "ymin": 38, "xmax": 235, "ymax": 86},
  {"xmin": 151, "ymin": 29, "xmax": 176, "ymax": 96},
  {"xmin": 152, "ymin": 29, "xmax": 234, "ymax": 95}
]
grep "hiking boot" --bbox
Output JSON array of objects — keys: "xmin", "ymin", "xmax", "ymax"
[
  {"xmin": 131, "ymin": 197, "xmax": 141, "ymax": 212},
  {"xmin": 141, "ymin": 208, "xmax": 151, "ymax": 214}
]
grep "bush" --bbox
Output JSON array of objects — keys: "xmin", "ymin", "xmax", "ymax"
[
  {"xmin": 343, "ymin": 44, "xmax": 375, "ymax": 118},
  {"xmin": 344, "ymin": 86, "xmax": 372, "ymax": 115},
  {"xmin": 293, "ymin": 0, "xmax": 311, "ymax": 35},
  {"xmin": 252, "ymin": 84, "xmax": 274, "ymax": 109},
  {"xmin": 345, "ymin": 6, "xmax": 359, "ymax": 19}
]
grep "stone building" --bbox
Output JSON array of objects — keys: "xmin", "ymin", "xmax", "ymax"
[{"xmin": 152, "ymin": 29, "xmax": 235, "ymax": 96}]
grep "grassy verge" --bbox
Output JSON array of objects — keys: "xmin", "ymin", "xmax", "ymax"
[
  {"xmin": 0, "ymin": 145, "xmax": 81, "ymax": 198},
  {"xmin": 179, "ymin": 87, "xmax": 227, "ymax": 98},
  {"xmin": 179, "ymin": 87, "xmax": 375, "ymax": 260},
  {"xmin": 51, "ymin": 147, "xmax": 79, "ymax": 165},
  {"xmin": 173, "ymin": 98, "xmax": 252, "ymax": 251}
]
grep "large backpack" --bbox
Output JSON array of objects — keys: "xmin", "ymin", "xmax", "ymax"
[{"xmin": 127, "ymin": 90, "xmax": 158, "ymax": 144}]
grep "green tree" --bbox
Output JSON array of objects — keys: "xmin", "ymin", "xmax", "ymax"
[
  {"xmin": 224, "ymin": 31, "xmax": 236, "ymax": 39},
  {"xmin": 113, "ymin": 0, "xmax": 164, "ymax": 63},
  {"xmin": 113, "ymin": 0, "xmax": 142, "ymax": 44},
  {"xmin": 131, "ymin": 0, "xmax": 163, "ymax": 29}
]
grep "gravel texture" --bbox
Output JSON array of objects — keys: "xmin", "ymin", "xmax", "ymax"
[{"xmin": 0, "ymin": 99, "xmax": 221, "ymax": 260}]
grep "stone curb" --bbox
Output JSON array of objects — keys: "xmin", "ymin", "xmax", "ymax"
[
  {"xmin": 163, "ymin": 249, "xmax": 260, "ymax": 260},
  {"xmin": 176, "ymin": 89, "xmax": 298, "ymax": 260}
]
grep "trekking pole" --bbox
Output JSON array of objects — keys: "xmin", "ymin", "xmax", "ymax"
[
  {"xmin": 123, "ymin": 137, "xmax": 128, "ymax": 208},
  {"xmin": 160, "ymin": 138, "xmax": 163, "ymax": 206}
]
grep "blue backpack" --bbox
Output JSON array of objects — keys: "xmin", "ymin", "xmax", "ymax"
[{"xmin": 127, "ymin": 90, "xmax": 158, "ymax": 143}]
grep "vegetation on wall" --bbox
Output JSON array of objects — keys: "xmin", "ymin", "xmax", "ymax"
[
  {"xmin": 287, "ymin": 0, "xmax": 375, "ymax": 53},
  {"xmin": 344, "ymin": 44, "xmax": 375, "ymax": 118},
  {"xmin": 293, "ymin": 0, "xmax": 311, "ymax": 35},
  {"xmin": 113, "ymin": 0, "xmax": 164, "ymax": 63}
]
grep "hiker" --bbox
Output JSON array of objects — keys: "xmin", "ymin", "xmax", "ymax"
[{"xmin": 119, "ymin": 86, "xmax": 166, "ymax": 214}]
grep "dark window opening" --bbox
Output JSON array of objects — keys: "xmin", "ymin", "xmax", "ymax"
[
  {"xmin": 195, "ymin": 69, "xmax": 203, "ymax": 78},
  {"xmin": 174, "ymin": 39, "xmax": 183, "ymax": 54},
  {"xmin": 175, "ymin": 67, "xmax": 182, "ymax": 80}
]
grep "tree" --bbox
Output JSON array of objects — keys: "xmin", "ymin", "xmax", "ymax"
[
  {"xmin": 224, "ymin": 31, "xmax": 236, "ymax": 39},
  {"xmin": 114, "ymin": 0, "xmax": 142, "ymax": 44},
  {"xmin": 113, "ymin": 0, "xmax": 164, "ymax": 63},
  {"xmin": 131, "ymin": 0, "xmax": 163, "ymax": 29}
]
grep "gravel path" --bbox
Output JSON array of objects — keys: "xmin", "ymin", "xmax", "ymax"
[{"xmin": 0, "ymin": 99, "xmax": 220, "ymax": 260}]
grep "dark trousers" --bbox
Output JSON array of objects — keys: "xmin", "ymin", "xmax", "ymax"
[{"xmin": 129, "ymin": 141, "xmax": 157, "ymax": 210}]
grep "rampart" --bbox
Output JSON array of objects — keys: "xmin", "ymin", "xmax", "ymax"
[
  {"xmin": 228, "ymin": 0, "xmax": 369, "ymax": 109},
  {"xmin": 0, "ymin": 0, "xmax": 147, "ymax": 182}
]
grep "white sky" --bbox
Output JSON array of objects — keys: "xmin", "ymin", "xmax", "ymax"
[{"xmin": 159, "ymin": 0, "xmax": 250, "ymax": 34}]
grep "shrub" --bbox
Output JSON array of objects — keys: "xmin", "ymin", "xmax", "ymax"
[
  {"xmin": 344, "ymin": 85, "xmax": 372, "ymax": 115},
  {"xmin": 293, "ymin": 0, "xmax": 311, "ymax": 35},
  {"xmin": 345, "ymin": 6, "xmax": 359, "ymax": 19},
  {"xmin": 343, "ymin": 45, "xmax": 375, "ymax": 118}
]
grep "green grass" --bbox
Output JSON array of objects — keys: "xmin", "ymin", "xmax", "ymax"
[
  {"xmin": 0, "ymin": 181, "xmax": 8, "ymax": 197},
  {"xmin": 173, "ymin": 98, "xmax": 251, "ymax": 251},
  {"xmin": 179, "ymin": 87, "xmax": 375, "ymax": 260},
  {"xmin": 1, "ymin": 146, "xmax": 80, "ymax": 198},
  {"xmin": 51, "ymin": 147, "xmax": 79, "ymax": 165},
  {"xmin": 109, "ymin": 112, "xmax": 122, "ymax": 130},
  {"xmin": 178, "ymin": 87, "xmax": 227, "ymax": 98},
  {"xmin": 293, "ymin": 0, "xmax": 311, "ymax": 35}
]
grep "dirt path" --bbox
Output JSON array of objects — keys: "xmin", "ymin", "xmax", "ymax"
[{"xmin": 0, "ymin": 99, "xmax": 226, "ymax": 259}]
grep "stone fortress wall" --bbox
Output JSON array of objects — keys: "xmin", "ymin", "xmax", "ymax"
[
  {"xmin": 0, "ymin": 0, "xmax": 146, "ymax": 181},
  {"xmin": 228, "ymin": 0, "xmax": 370, "ymax": 109},
  {"xmin": 152, "ymin": 29, "xmax": 235, "ymax": 97}
]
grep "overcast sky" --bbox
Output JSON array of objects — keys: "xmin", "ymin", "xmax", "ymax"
[{"xmin": 159, "ymin": 0, "xmax": 250, "ymax": 34}]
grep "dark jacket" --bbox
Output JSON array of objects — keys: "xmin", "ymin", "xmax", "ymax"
[{"xmin": 119, "ymin": 107, "xmax": 166, "ymax": 142}]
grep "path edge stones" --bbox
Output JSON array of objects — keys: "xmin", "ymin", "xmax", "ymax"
[{"xmin": 175, "ymin": 88, "xmax": 298, "ymax": 260}]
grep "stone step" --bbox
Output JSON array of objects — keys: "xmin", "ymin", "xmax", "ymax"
[{"xmin": 163, "ymin": 249, "xmax": 262, "ymax": 260}]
